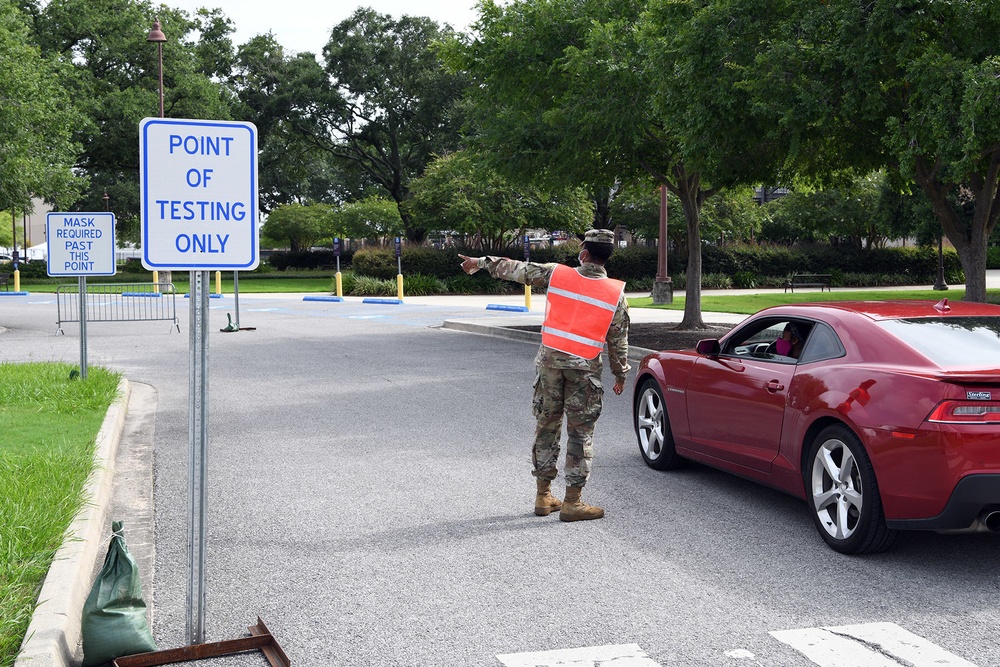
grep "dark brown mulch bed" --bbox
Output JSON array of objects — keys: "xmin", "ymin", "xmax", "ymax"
[{"xmin": 505, "ymin": 323, "xmax": 734, "ymax": 352}]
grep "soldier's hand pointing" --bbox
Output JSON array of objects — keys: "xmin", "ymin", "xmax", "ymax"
[{"xmin": 458, "ymin": 254, "xmax": 481, "ymax": 275}]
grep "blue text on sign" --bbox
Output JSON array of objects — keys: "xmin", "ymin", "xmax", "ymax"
[{"xmin": 169, "ymin": 134, "xmax": 235, "ymax": 156}]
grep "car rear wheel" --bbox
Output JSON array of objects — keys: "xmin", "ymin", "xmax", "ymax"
[
  {"xmin": 634, "ymin": 379, "xmax": 683, "ymax": 470},
  {"xmin": 806, "ymin": 424, "xmax": 897, "ymax": 554}
]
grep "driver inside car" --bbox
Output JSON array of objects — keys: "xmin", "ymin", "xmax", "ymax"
[{"xmin": 776, "ymin": 323, "xmax": 804, "ymax": 358}]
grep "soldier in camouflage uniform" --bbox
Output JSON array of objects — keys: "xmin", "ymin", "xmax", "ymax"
[{"xmin": 459, "ymin": 229, "xmax": 629, "ymax": 522}]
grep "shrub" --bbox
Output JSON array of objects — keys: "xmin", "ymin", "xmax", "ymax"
[
  {"xmin": 268, "ymin": 249, "xmax": 352, "ymax": 271},
  {"xmin": 350, "ymin": 275, "xmax": 396, "ymax": 296},
  {"xmin": 404, "ymin": 273, "xmax": 447, "ymax": 296}
]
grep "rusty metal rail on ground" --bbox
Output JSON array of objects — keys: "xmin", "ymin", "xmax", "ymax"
[
  {"xmin": 55, "ymin": 282, "xmax": 181, "ymax": 335},
  {"xmin": 113, "ymin": 617, "xmax": 289, "ymax": 667}
]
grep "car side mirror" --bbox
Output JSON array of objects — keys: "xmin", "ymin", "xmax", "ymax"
[{"xmin": 696, "ymin": 339, "xmax": 721, "ymax": 356}]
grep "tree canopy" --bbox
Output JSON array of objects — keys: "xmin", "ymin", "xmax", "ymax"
[
  {"xmin": 744, "ymin": 0, "xmax": 1000, "ymax": 301},
  {"xmin": 407, "ymin": 150, "xmax": 592, "ymax": 251},
  {"xmin": 278, "ymin": 8, "xmax": 468, "ymax": 243},
  {"xmin": 0, "ymin": 0, "xmax": 82, "ymax": 217}
]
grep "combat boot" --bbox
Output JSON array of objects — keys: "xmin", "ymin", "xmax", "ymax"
[
  {"xmin": 534, "ymin": 479, "xmax": 562, "ymax": 516},
  {"xmin": 559, "ymin": 486, "xmax": 604, "ymax": 522}
]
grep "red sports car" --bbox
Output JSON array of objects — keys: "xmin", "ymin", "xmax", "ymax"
[{"xmin": 632, "ymin": 299, "xmax": 1000, "ymax": 554}]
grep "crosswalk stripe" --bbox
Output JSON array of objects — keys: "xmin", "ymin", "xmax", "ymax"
[
  {"xmin": 771, "ymin": 622, "xmax": 978, "ymax": 667},
  {"xmin": 496, "ymin": 643, "xmax": 661, "ymax": 666}
]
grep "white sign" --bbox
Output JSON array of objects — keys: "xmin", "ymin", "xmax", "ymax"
[
  {"xmin": 46, "ymin": 212, "xmax": 116, "ymax": 276},
  {"xmin": 139, "ymin": 117, "xmax": 259, "ymax": 271}
]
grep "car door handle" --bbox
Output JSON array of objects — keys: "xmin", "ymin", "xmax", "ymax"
[{"xmin": 766, "ymin": 380, "xmax": 785, "ymax": 392}]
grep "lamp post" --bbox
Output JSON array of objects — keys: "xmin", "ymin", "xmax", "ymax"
[
  {"xmin": 652, "ymin": 184, "xmax": 673, "ymax": 304},
  {"xmin": 933, "ymin": 232, "xmax": 948, "ymax": 291},
  {"xmin": 147, "ymin": 19, "xmax": 171, "ymax": 290},
  {"xmin": 147, "ymin": 20, "xmax": 166, "ymax": 117},
  {"xmin": 102, "ymin": 191, "xmax": 109, "ymax": 212}
]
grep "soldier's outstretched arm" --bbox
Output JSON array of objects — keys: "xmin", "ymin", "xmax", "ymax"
[{"xmin": 458, "ymin": 255, "xmax": 553, "ymax": 287}]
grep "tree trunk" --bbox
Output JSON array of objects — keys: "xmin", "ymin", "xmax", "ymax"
[
  {"xmin": 677, "ymin": 190, "xmax": 705, "ymax": 330},
  {"xmin": 914, "ymin": 154, "xmax": 1000, "ymax": 303}
]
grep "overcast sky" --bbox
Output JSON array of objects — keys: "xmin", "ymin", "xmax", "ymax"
[{"xmin": 169, "ymin": 0, "xmax": 482, "ymax": 57}]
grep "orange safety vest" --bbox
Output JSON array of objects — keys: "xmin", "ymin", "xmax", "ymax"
[{"xmin": 541, "ymin": 264, "xmax": 626, "ymax": 360}]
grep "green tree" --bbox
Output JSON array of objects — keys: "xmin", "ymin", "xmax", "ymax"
[
  {"xmin": 407, "ymin": 150, "xmax": 592, "ymax": 251},
  {"xmin": 26, "ymin": 0, "xmax": 235, "ymax": 244},
  {"xmin": 760, "ymin": 173, "xmax": 912, "ymax": 249},
  {"xmin": 447, "ymin": 0, "xmax": 783, "ymax": 327},
  {"xmin": 0, "ymin": 1, "xmax": 83, "ymax": 219},
  {"xmin": 261, "ymin": 202, "xmax": 333, "ymax": 251},
  {"xmin": 281, "ymin": 8, "xmax": 467, "ymax": 243},
  {"xmin": 227, "ymin": 35, "xmax": 380, "ymax": 213},
  {"xmin": 333, "ymin": 196, "xmax": 404, "ymax": 245},
  {"xmin": 746, "ymin": 0, "xmax": 1000, "ymax": 301}
]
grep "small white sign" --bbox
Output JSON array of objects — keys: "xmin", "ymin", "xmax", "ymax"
[
  {"xmin": 139, "ymin": 117, "xmax": 259, "ymax": 271},
  {"xmin": 46, "ymin": 212, "xmax": 116, "ymax": 276}
]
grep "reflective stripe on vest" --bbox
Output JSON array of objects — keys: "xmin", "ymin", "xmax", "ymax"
[{"xmin": 541, "ymin": 264, "xmax": 626, "ymax": 360}]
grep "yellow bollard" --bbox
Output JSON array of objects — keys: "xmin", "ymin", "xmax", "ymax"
[
  {"xmin": 524, "ymin": 284, "xmax": 531, "ymax": 310},
  {"xmin": 397, "ymin": 274, "xmax": 404, "ymax": 301},
  {"xmin": 152, "ymin": 270, "xmax": 159, "ymax": 294},
  {"xmin": 335, "ymin": 272, "xmax": 343, "ymax": 298},
  {"xmin": 13, "ymin": 269, "xmax": 19, "ymax": 293},
  {"xmin": 215, "ymin": 271, "xmax": 222, "ymax": 295}
]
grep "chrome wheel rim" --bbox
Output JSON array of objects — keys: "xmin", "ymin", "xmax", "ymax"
[
  {"xmin": 811, "ymin": 438, "xmax": 863, "ymax": 540},
  {"xmin": 636, "ymin": 386, "xmax": 665, "ymax": 460}
]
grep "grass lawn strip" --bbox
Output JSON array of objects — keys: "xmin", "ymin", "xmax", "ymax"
[{"xmin": 0, "ymin": 363, "xmax": 121, "ymax": 667}]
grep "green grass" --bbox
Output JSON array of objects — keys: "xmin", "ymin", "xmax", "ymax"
[
  {"xmin": 629, "ymin": 288, "xmax": 969, "ymax": 314},
  {"xmin": 0, "ymin": 364, "xmax": 121, "ymax": 667}
]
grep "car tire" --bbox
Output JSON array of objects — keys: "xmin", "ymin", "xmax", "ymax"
[
  {"xmin": 634, "ymin": 378, "xmax": 683, "ymax": 470},
  {"xmin": 805, "ymin": 424, "xmax": 898, "ymax": 554}
]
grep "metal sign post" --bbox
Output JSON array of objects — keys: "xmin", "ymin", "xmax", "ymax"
[
  {"xmin": 78, "ymin": 276, "xmax": 88, "ymax": 379},
  {"xmin": 139, "ymin": 117, "xmax": 258, "ymax": 645},
  {"xmin": 523, "ymin": 234, "xmax": 531, "ymax": 310},
  {"xmin": 394, "ymin": 236, "xmax": 403, "ymax": 301},
  {"xmin": 46, "ymin": 212, "xmax": 117, "ymax": 380},
  {"xmin": 188, "ymin": 269, "xmax": 209, "ymax": 644},
  {"xmin": 233, "ymin": 271, "xmax": 241, "ymax": 328}
]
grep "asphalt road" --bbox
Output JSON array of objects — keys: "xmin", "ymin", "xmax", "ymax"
[{"xmin": 3, "ymin": 291, "xmax": 999, "ymax": 667}]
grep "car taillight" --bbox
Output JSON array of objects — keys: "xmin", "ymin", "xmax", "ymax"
[{"xmin": 927, "ymin": 400, "xmax": 1000, "ymax": 423}]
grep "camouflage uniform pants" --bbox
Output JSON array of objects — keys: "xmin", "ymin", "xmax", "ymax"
[{"xmin": 531, "ymin": 366, "xmax": 604, "ymax": 488}]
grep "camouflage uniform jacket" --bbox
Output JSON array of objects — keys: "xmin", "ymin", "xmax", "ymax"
[{"xmin": 476, "ymin": 257, "xmax": 630, "ymax": 382}]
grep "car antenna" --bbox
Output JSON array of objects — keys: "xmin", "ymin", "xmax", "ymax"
[{"xmin": 934, "ymin": 298, "xmax": 950, "ymax": 312}]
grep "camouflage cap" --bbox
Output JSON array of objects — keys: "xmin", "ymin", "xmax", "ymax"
[{"xmin": 584, "ymin": 228, "xmax": 615, "ymax": 244}]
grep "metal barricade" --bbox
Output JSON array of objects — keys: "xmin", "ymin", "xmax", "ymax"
[{"xmin": 55, "ymin": 282, "xmax": 181, "ymax": 335}]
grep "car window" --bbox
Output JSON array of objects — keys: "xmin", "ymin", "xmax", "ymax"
[
  {"xmin": 797, "ymin": 322, "xmax": 845, "ymax": 363},
  {"xmin": 722, "ymin": 318, "xmax": 803, "ymax": 364},
  {"xmin": 878, "ymin": 316, "xmax": 1000, "ymax": 366}
]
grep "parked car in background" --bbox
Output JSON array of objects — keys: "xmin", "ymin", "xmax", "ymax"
[{"xmin": 632, "ymin": 299, "xmax": 1000, "ymax": 554}]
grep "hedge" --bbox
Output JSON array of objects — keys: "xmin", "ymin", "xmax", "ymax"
[{"xmin": 263, "ymin": 242, "xmax": 972, "ymax": 287}]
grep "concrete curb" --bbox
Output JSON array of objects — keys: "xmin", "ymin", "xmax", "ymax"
[{"xmin": 15, "ymin": 378, "xmax": 132, "ymax": 667}]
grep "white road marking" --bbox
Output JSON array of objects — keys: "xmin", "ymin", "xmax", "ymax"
[
  {"xmin": 724, "ymin": 648, "xmax": 757, "ymax": 659},
  {"xmin": 496, "ymin": 643, "xmax": 661, "ymax": 666},
  {"xmin": 771, "ymin": 622, "xmax": 978, "ymax": 667}
]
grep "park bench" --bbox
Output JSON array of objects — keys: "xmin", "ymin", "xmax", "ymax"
[
  {"xmin": 0, "ymin": 273, "xmax": 11, "ymax": 291},
  {"xmin": 784, "ymin": 273, "xmax": 832, "ymax": 293}
]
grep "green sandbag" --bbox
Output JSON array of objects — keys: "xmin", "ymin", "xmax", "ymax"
[{"xmin": 81, "ymin": 521, "xmax": 156, "ymax": 667}]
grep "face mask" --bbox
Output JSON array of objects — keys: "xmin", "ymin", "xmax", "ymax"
[{"xmin": 578, "ymin": 251, "xmax": 586, "ymax": 264}]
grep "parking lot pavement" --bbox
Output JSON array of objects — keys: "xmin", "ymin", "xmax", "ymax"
[{"xmin": 8, "ymin": 279, "xmax": 998, "ymax": 667}]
